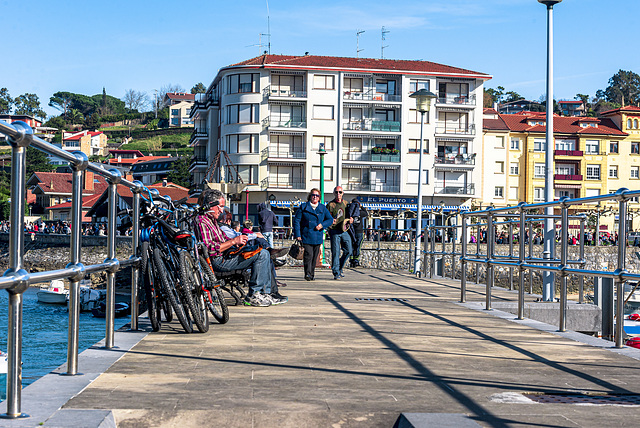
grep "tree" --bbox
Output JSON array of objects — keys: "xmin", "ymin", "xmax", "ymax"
[
  {"xmin": 48, "ymin": 92, "xmax": 74, "ymax": 118},
  {"xmin": 191, "ymin": 83, "xmax": 206, "ymax": 94},
  {"xmin": 484, "ymin": 86, "xmax": 505, "ymax": 106},
  {"xmin": 13, "ymin": 93, "xmax": 47, "ymax": 119},
  {"xmin": 67, "ymin": 109, "xmax": 85, "ymax": 125},
  {"xmin": 25, "ymin": 147, "xmax": 56, "ymax": 177},
  {"xmin": 167, "ymin": 155, "xmax": 191, "ymax": 188},
  {"xmin": 158, "ymin": 84, "xmax": 186, "ymax": 110},
  {"xmin": 503, "ymin": 91, "xmax": 523, "ymax": 103},
  {"xmin": 604, "ymin": 70, "xmax": 640, "ymax": 106},
  {"xmin": 122, "ymin": 89, "xmax": 148, "ymax": 112},
  {"xmin": 0, "ymin": 88, "xmax": 13, "ymax": 114},
  {"xmin": 44, "ymin": 115, "xmax": 67, "ymax": 130}
]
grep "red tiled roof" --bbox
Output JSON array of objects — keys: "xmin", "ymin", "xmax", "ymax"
[
  {"xmin": 600, "ymin": 105, "xmax": 640, "ymax": 116},
  {"xmin": 109, "ymin": 149, "xmax": 144, "ymax": 156},
  {"xmin": 29, "ymin": 172, "xmax": 109, "ymax": 195},
  {"xmin": 46, "ymin": 192, "xmax": 103, "ymax": 210},
  {"xmin": 487, "ymin": 113, "xmax": 627, "ymax": 136},
  {"xmin": 483, "ymin": 118, "xmax": 509, "ymax": 131},
  {"xmin": 559, "ymin": 100, "xmax": 583, "ymax": 104},
  {"xmin": 228, "ymin": 54, "xmax": 491, "ymax": 79},
  {"xmin": 166, "ymin": 92, "xmax": 195, "ymax": 101},
  {"xmin": 483, "ymin": 108, "xmax": 498, "ymax": 115},
  {"xmin": 108, "ymin": 155, "xmax": 171, "ymax": 166},
  {"xmin": 26, "ymin": 189, "xmax": 36, "ymax": 204}
]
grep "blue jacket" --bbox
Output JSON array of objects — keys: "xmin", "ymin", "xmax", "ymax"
[{"xmin": 293, "ymin": 201, "xmax": 334, "ymax": 245}]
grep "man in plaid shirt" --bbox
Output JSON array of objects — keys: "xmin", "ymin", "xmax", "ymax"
[{"xmin": 196, "ymin": 189, "xmax": 285, "ymax": 306}]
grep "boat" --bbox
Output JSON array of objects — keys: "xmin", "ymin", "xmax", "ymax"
[
  {"xmin": 36, "ymin": 280, "xmax": 68, "ymax": 304},
  {"xmin": 79, "ymin": 280, "xmax": 103, "ymax": 312},
  {"xmin": 91, "ymin": 302, "xmax": 130, "ymax": 318},
  {"xmin": 0, "ymin": 350, "xmax": 7, "ymax": 374}
]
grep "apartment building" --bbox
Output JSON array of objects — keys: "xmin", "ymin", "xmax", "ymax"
[{"xmin": 190, "ymin": 54, "xmax": 490, "ymax": 225}]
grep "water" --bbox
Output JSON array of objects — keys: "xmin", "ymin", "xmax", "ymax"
[{"xmin": 0, "ymin": 287, "xmax": 130, "ymax": 400}]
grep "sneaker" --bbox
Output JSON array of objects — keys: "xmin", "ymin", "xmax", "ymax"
[
  {"xmin": 264, "ymin": 293, "xmax": 287, "ymax": 305},
  {"xmin": 243, "ymin": 292, "xmax": 271, "ymax": 307},
  {"xmin": 333, "ymin": 275, "xmax": 341, "ymax": 280},
  {"xmin": 305, "ymin": 275, "xmax": 312, "ymax": 281},
  {"xmin": 339, "ymin": 272, "xmax": 345, "ymax": 278}
]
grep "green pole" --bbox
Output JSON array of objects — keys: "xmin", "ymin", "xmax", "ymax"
[{"xmin": 318, "ymin": 145, "xmax": 327, "ymax": 264}]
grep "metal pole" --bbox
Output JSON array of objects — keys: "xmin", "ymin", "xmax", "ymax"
[
  {"xmin": 130, "ymin": 182, "xmax": 143, "ymax": 330},
  {"xmin": 518, "ymin": 205, "xmax": 526, "ymax": 319},
  {"xmin": 476, "ymin": 222, "xmax": 480, "ymax": 284},
  {"xmin": 615, "ymin": 191, "xmax": 629, "ymax": 348},
  {"xmin": 596, "ymin": 210, "xmax": 600, "ymax": 247},
  {"xmin": 430, "ymin": 226, "xmax": 436, "ymax": 278},
  {"xmin": 528, "ymin": 220, "xmax": 534, "ymax": 293},
  {"xmin": 509, "ymin": 221, "xmax": 514, "ymax": 290},
  {"xmin": 579, "ymin": 215, "xmax": 585, "ymax": 304},
  {"xmin": 414, "ymin": 111, "xmax": 425, "ymax": 277},
  {"xmin": 2, "ymin": 121, "xmax": 31, "ymax": 419},
  {"xmin": 451, "ymin": 215, "xmax": 456, "ymax": 280},
  {"xmin": 461, "ymin": 214, "xmax": 467, "ymax": 303},
  {"xmin": 486, "ymin": 208, "xmax": 494, "ymax": 310},
  {"xmin": 559, "ymin": 200, "xmax": 569, "ymax": 332},
  {"xmin": 66, "ymin": 152, "xmax": 89, "ymax": 375},
  {"xmin": 105, "ymin": 169, "xmax": 122, "ymax": 349}
]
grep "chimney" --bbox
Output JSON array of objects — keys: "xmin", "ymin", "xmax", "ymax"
[{"xmin": 84, "ymin": 170, "xmax": 94, "ymax": 191}]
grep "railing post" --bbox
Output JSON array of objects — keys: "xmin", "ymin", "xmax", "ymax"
[
  {"xmin": 129, "ymin": 181, "xmax": 143, "ymax": 330},
  {"xmin": 578, "ymin": 215, "xmax": 586, "ymax": 304},
  {"xmin": 528, "ymin": 221, "xmax": 534, "ymax": 293},
  {"xmin": 518, "ymin": 204, "xmax": 526, "ymax": 320},
  {"xmin": 430, "ymin": 226, "xmax": 436, "ymax": 278},
  {"xmin": 460, "ymin": 213, "xmax": 467, "ymax": 303},
  {"xmin": 104, "ymin": 169, "xmax": 122, "ymax": 348},
  {"xmin": 509, "ymin": 221, "xmax": 514, "ymax": 290},
  {"xmin": 65, "ymin": 152, "xmax": 89, "ymax": 375},
  {"xmin": 451, "ymin": 215, "xmax": 457, "ymax": 280},
  {"xmin": 486, "ymin": 207, "xmax": 494, "ymax": 310},
  {"xmin": 559, "ymin": 198, "xmax": 570, "ymax": 332},
  {"xmin": 615, "ymin": 188, "xmax": 629, "ymax": 348},
  {"xmin": 1, "ymin": 121, "xmax": 32, "ymax": 419},
  {"xmin": 475, "ymin": 222, "xmax": 480, "ymax": 284}
]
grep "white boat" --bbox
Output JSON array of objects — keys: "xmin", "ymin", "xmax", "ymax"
[
  {"xmin": 79, "ymin": 280, "xmax": 103, "ymax": 312},
  {"xmin": 0, "ymin": 350, "xmax": 7, "ymax": 374},
  {"xmin": 37, "ymin": 280, "xmax": 68, "ymax": 304}
]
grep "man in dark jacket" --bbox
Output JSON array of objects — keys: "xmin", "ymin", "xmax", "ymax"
[
  {"xmin": 326, "ymin": 186, "xmax": 353, "ymax": 280},
  {"xmin": 258, "ymin": 201, "xmax": 276, "ymax": 248},
  {"xmin": 347, "ymin": 198, "xmax": 367, "ymax": 267}
]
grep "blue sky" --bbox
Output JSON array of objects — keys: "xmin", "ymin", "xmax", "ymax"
[{"xmin": 2, "ymin": 0, "xmax": 639, "ymax": 118}]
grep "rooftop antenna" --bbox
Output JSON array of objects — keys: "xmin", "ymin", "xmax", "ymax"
[
  {"xmin": 266, "ymin": 0, "xmax": 271, "ymax": 54},
  {"xmin": 381, "ymin": 26, "xmax": 389, "ymax": 59},
  {"xmin": 356, "ymin": 29, "xmax": 365, "ymax": 58},
  {"xmin": 245, "ymin": 34, "xmax": 268, "ymax": 55}
]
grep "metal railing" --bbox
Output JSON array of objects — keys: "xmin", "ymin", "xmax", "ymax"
[
  {"xmin": 0, "ymin": 120, "xmax": 144, "ymax": 419},
  {"xmin": 435, "ymin": 94, "xmax": 476, "ymax": 106},
  {"xmin": 262, "ymin": 116, "xmax": 307, "ymax": 129},
  {"xmin": 434, "ymin": 123, "xmax": 476, "ymax": 136},
  {"xmin": 263, "ymin": 86, "xmax": 307, "ymax": 98},
  {"xmin": 433, "ymin": 184, "xmax": 475, "ymax": 195},
  {"xmin": 434, "ymin": 154, "xmax": 476, "ymax": 166},
  {"xmin": 418, "ymin": 188, "xmax": 640, "ymax": 350},
  {"xmin": 343, "ymin": 90, "xmax": 402, "ymax": 102},
  {"xmin": 343, "ymin": 120, "xmax": 401, "ymax": 132}
]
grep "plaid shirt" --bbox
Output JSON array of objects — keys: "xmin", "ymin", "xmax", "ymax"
[{"xmin": 195, "ymin": 213, "xmax": 228, "ymax": 258}]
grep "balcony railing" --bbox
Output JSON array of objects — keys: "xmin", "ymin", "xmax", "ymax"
[
  {"xmin": 435, "ymin": 124, "xmax": 475, "ymax": 136},
  {"xmin": 261, "ymin": 177, "xmax": 306, "ymax": 190},
  {"xmin": 435, "ymin": 94, "xmax": 476, "ymax": 106},
  {"xmin": 261, "ymin": 147, "xmax": 306, "ymax": 160},
  {"xmin": 262, "ymin": 116, "xmax": 307, "ymax": 129},
  {"xmin": 554, "ymin": 174, "xmax": 582, "ymax": 180},
  {"xmin": 433, "ymin": 184, "xmax": 475, "ymax": 195},
  {"xmin": 263, "ymin": 86, "xmax": 307, "ymax": 98},
  {"xmin": 554, "ymin": 150, "xmax": 583, "ymax": 156},
  {"xmin": 193, "ymin": 93, "xmax": 219, "ymax": 107},
  {"xmin": 343, "ymin": 90, "xmax": 401, "ymax": 102},
  {"xmin": 343, "ymin": 182, "xmax": 400, "ymax": 193},
  {"xmin": 434, "ymin": 153, "xmax": 476, "ymax": 165},
  {"xmin": 343, "ymin": 120, "xmax": 401, "ymax": 132},
  {"xmin": 342, "ymin": 152, "xmax": 400, "ymax": 162}
]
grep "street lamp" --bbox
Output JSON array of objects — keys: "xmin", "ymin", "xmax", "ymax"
[
  {"xmin": 539, "ymin": 0, "xmax": 562, "ymax": 301},
  {"xmin": 409, "ymin": 89, "xmax": 436, "ymax": 277}
]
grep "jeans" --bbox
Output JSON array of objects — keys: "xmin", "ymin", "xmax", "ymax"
[
  {"xmin": 210, "ymin": 248, "xmax": 271, "ymax": 295},
  {"xmin": 329, "ymin": 231, "xmax": 352, "ymax": 277},
  {"xmin": 351, "ymin": 231, "xmax": 363, "ymax": 262},
  {"xmin": 263, "ymin": 231, "xmax": 274, "ymax": 248}
]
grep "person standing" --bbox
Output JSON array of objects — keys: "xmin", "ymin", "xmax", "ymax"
[
  {"xmin": 258, "ymin": 201, "xmax": 276, "ymax": 248},
  {"xmin": 326, "ymin": 186, "xmax": 353, "ymax": 280},
  {"xmin": 293, "ymin": 188, "xmax": 334, "ymax": 281},
  {"xmin": 347, "ymin": 198, "xmax": 366, "ymax": 268}
]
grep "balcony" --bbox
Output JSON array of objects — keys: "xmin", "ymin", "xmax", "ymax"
[
  {"xmin": 435, "ymin": 124, "xmax": 476, "ymax": 136},
  {"xmin": 342, "ymin": 152, "xmax": 400, "ymax": 163},
  {"xmin": 554, "ymin": 150, "xmax": 583, "ymax": 156},
  {"xmin": 554, "ymin": 174, "xmax": 583, "ymax": 180},
  {"xmin": 343, "ymin": 119, "xmax": 401, "ymax": 132},
  {"xmin": 343, "ymin": 182, "xmax": 400, "ymax": 193},
  {"xmin": 435, "ymin": 94, "xmax": 476, "ymax": 107},
  {"xmin": 343, "ymin": 90, "xmax": 401, "ymax": 102},
  {"xmin": 188, "ymin": 129, "xmax": 208, "ymax": 146},
  {"xmin": 192, "ymin": 94, "xmax": 219, "ymax": 116},
  {"xmin": 261, "ymin": 177, "xmax": 305, "ymax": 191},
  {"xmin": 261, "ymin": 147, "xmax": 306, "ymax": 160},
  {"xmin": 262, "ymin": 116, "xmax": 307, "ymax": 129},
  {"xmin": 434, "ymin": 153, "xmax": 476, "ymax": 166},
  {"xmin": 263, "ymin": 86, "xmax": 307, "ymax": 99},
  {"xmin": 433, "ymin": 184, "xmax": 475, "ymax": 195}
]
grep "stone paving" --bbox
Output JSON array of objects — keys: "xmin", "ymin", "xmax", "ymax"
[{"xmin": 8, "ymin": 267, "xmax": 640, "ymax": 427}]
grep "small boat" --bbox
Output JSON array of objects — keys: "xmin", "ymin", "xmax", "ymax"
[
  {"xmin": 37, "ymin": 280, "xmax": 68, "ymax": 304},
  {"xmin": 0, "ymin": 350, "xmax": 7, "ymax": 374},
  {"xmin": 79, "ymin": 281, "xmax": 103, "ymax": 312},
  {"xmin": 91, "ymin": 302, "xmax": 130, "ymax": 318}
]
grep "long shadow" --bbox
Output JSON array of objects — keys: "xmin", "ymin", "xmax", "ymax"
[{"xmin": 321, "ymin": 294, "xmax": 509, "ymax": 428}]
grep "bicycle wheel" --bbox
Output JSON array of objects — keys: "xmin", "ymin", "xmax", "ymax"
[
  {"xmin": 162, "ymin": 298, "xmax": 173, "ymax": 322},
  {"xmin": 199, "ymin": 255, "xmax": 229, "ymax": 324},
  {"xmin": 153, "ymin": 247, "xmax": 192, "ymax": 333},
  {"xmin": 179, "ymin": 251, "xmax": 209, "ymax": 333},
  {"xmin": 140, "ymin": 242, "xmax": 160, "ymax": 331}
]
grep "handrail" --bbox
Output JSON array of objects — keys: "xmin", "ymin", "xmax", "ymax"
[{"xmin": 0, "ymin": 120, "xmax": 144, "ymax": 419}]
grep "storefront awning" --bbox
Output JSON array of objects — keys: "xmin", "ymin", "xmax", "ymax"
[{"xmin": 273, "ymin": 200, "xmax": 468, "ymax": 212}]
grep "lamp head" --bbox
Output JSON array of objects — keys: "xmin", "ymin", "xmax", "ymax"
[
  {"xmin": 409, "ymin": 89, "xmax": 436, "ymax": 113},
  {"xmin": 538, "ymin": 0, "xmax": 562, "ymax": 6}
]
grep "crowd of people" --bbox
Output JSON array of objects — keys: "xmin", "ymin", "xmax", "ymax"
[{"xmin": 0, "ymin": 220, "xmax": 134, "ymax": 236}]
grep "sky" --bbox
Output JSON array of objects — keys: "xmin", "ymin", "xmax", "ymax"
[{"xmin": 2, "ymin": 0, "xmax": 639, "ymax": 118}]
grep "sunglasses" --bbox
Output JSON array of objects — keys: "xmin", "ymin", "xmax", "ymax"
[
  {"xmin": 335, "ymin": 191, "xmax": 344, "ymax": 194},
  {"xmin": 310, "ymin": 194, "xmax": 320, "ymax": 198}
]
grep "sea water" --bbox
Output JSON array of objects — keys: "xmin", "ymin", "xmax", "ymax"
[{"xmin": 0, "ymin": 287, "xmax": 130, "ymax": 401}]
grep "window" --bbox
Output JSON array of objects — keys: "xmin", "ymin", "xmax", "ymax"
[
  {"xmin": 313, "ymin": 105, "xmax": 334, "ymax": 120},
  {"xmin": 375, "ymin": 79, "xmax": 396, "ymax": 95},
  {"xmin": 226, "ymin": 134, "xmax": 259, "ymax": 153},
  {"xmin": 534, "ymin": 187, "xmax": 545, "ymax": 202},
  {"xmin": 235, "ymin": 165, "xmax": 258, "ymax": 184},
  {"xmin": 171, "ymin": 109, "xmax": 180, "ymax": 116},
  {"xmin": 510, "ymin": 163, "xmax": 519, "ymax": 175},
  {"xmin": 311, "ymin": 166, "xmax": 333, "ymax": 181},
  {"xmin": 585, "ymin": 188, "xmax": 600, "ymax": 197},
  {"xmin": 408, "ymin": 109, "xmax": 429, "ymax": 123},
  {"xmin": 610, "ymin": 141, "xmax": 619, "ymax": 153},
  {"xmin": 510, "ymin": 138, "xmax": 520, "ymax": 150},
  {"xmin": 344, "ymin": 78, "xmax": 363, "ymax": 93},
  {"xmin": 409, "ymin": 80, "xmax": 429, "ymax": 93},
  {"xmin": 555, "ymin": 139, "xmax": 575, "ymax": 151},
  {"xmin": 343, "ymin": 138, "xmax": 362, "ymax": 153},
  {"xmin": 408, "ymin": 139, "xmax": 429, "ymax": 153},
  {"xmin": 313, "ymin": 75, "xmax": 335, "ymax": 90},
  {"xmin": 586, "ymin": 164, "xmax": 600, "ymax": 180},
  {"xmin": 635, "ymin": 119, "xmax": 639, "ymax": 129},
  {"xmin": 609, "ymin": 166, "xmax": 618, "ymax": 178},
  {"xmin": 495, "ymin": 136, "xmax": 505, "ymax": 149},
  {"xmin": 633, "ymin": 142, "xmax": 640, "ymax": 154},
  {"xmin": 534, "ymin": 163, "xmax": 545, "ymax": 178},
  {"xmin": 628, "ymin": 119, "xmax": 633, "ymax": 129},
  {"xmin": 269, "ymin": 135, "xmax": 303, "ymax": 155},
  {"xmin": 533, "ymin": 138, "xmax": 546, "ymax": 152},
  {"xmin": 227, "ymin": 104, "xmax": 259, "ymax": 124},
  {"xmin": 494, "ymin": 187, "xmax": 504, "ymax": 198},
  {"xmin": 312, "ymin": 135, "xmax": 334, "ymax": 151},
  {"xmin": 495, "ymin": 161, "xmax": 504, "ymax": 174},
  {"xmin": 171, "ymin": 118, "xmax": 179, "ymax": 126},
  {"xmin": 228, "ymin": 73, "xmax": 259, "ymax": 94},
  {"xmin": 555, "ymin": 165, "xmax": 575, "ymax": 175},
  {"xmin": 509, "ymin": 186, "xmax": 518, "ymax": 200},
  {"xmin": 585, "ymin": 140, "xmax": 600, "ymax": 154},
  {"xmin": 408, "ymin": 169, "xmax": 429, "ymax": 184},
  {"xmin": 632, "ymin": 166, "xmax": 640, "ymax": 179}
]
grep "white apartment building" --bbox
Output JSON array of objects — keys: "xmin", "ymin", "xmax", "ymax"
[{"xmin": 190, "ymin": 54, "xmax": 490, "ymax": 226}]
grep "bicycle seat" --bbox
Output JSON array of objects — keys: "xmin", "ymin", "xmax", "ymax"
[{"xmin": 157, "ymin": 218, "xmax": 192, "ymax": 246}]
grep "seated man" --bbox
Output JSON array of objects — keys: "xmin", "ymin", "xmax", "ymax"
[{"xmin": 195, "ymin": 189, "xmax": 286, "ymax": 307}]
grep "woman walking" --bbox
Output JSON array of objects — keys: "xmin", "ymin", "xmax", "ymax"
[{"xmin": 293, "ymin": 188, "xmax": 334, "ymax": 281}]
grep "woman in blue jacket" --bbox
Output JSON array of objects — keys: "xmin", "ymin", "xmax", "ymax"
[{"xmin": 293, "ymin": 188, "xmax": 334, "ymax": 281}]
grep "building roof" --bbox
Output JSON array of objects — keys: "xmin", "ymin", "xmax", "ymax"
[
  {"xmin": 600, "ymin": 105, "xmax": 640, "ymax": 117},
  {"xmin": 165, "ymin": 92, "xmax": 195, "ymax": 102},
  {"xmin": 109, "ymin": 149, "xmax": 144, "ymax": 156},
  {"xmin": 108, "ymin": 155, "xmax": 171, "ymax": 166},
  {"xmin": 63, "ymin": 130, "xmax": 104, "ymax": 141},
  {"xmin": 484, "ymin": 112, "xmax": 627, "ymax": 136},
  {"xmin": 226, "ymin": 54, "xmax": 491, "ymax": 80},
  {"xmin": 28, "ymin": 172, "xmax": 109, "ymax": 195},
  {"xmin": 558, "ymin": 100, "xmax": 583, "ymax": 105}
]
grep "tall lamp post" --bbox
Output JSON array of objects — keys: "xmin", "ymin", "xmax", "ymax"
[
  {"xmin": 539, "ymin": 0, "xmax": 561, "ymax": 301},
  {"xmin": 409, "ymin": 89, "xmax": 436, "ymax": 277}
]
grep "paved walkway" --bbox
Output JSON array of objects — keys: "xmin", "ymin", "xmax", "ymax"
[{"xmin": 7, "ymin": 268, "xmax": 640, "ymax": 427}]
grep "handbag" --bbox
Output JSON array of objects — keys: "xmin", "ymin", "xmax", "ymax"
[{"xmin": 288, "ymin": 241, "xmax": 304, "ymax": 260}]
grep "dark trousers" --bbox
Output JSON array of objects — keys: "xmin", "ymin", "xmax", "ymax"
[{"xmin": 302, "ymin": 243, "xmax": 321, "ymax": 279}]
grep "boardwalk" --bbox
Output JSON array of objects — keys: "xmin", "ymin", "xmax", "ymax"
[{"xmin": 5, "ymin": 268, "xmax": 640, "ymax": 427}]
